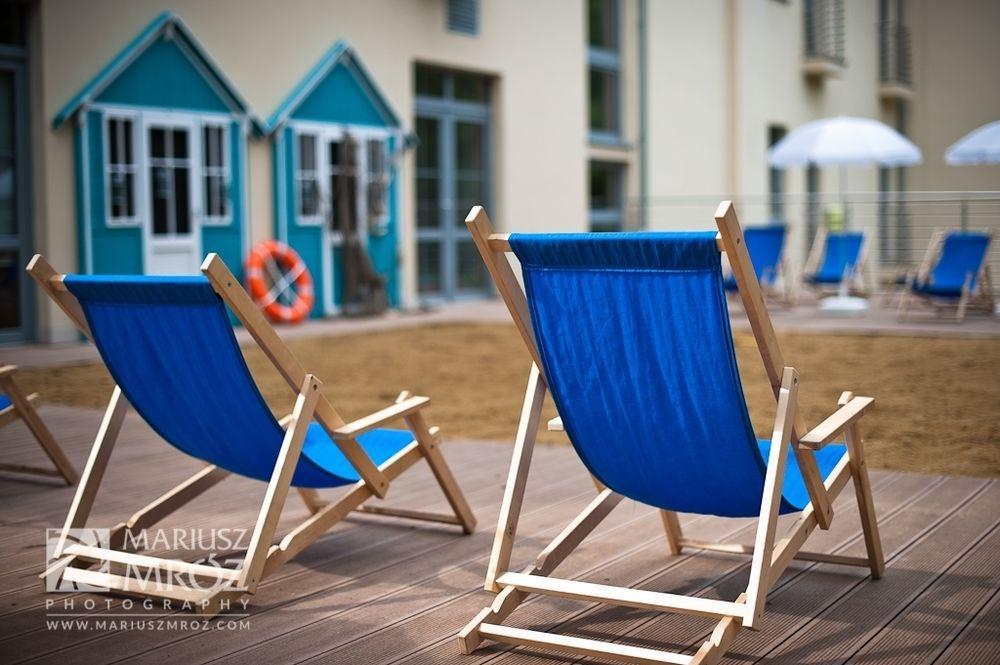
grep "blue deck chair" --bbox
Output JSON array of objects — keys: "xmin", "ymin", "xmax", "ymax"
[
  {"xmin": 459, "ymin": 203, "xmax": 884, "ymax": 665},
  {"xmin": 802, "ymin": 228, "xmax": 869, "ymax": 297},
  {"xmin": 899, "ymin": 230, "xmax": 995, "ymax": 322},
  {"xmin": 0, "ymin": 365, "xmax": 77, "ymax": 485},
  {"xmin": 28, "ymin": 254, "xmax": 475, "ymax": 614},
  {"xmin": 723, "ymin": 224, "xmax": 788, "ymax": 301}
]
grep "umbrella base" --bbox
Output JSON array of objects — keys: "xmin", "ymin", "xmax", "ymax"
[{"xmin": 819, "ymin": 295, "xmax": 870, "ymax": 317}]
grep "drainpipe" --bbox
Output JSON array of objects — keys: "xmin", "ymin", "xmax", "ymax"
[
  {"xmin": 725, "ymin": 0, "xmax": 739, "ymax": 197},
  {"xmin": 638, "ymin": 0, "xmax": 649, "ymax": 229}
]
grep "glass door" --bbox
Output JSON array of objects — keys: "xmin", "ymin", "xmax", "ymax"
[
  {"xmin": 146, "ymin": 123, "xmax": 198, "ymax": 274},
  {"xmin": 0, "ymin": 49, "xmax": 31, "ymax": 342},
  {"xmin": 414, "ymin": 66, "xmax": 490, "ymax": 300}
]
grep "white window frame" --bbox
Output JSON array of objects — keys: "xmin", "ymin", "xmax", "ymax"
[
  {"xmin": 103, "ymin": 110, "xmax": 142, "ymax": 228},
  {"xmin": 366, "ymin": 136, "xmax": 391, "ymax": 232},
  {"xmin": 289, "ymin": 121, "xmax": 394, "ymax": 315},
  {"xmin": 200, "ymin": 121, "xmax": 232, "ymax": 227},
  {"xmin": 294, "ymin": 130, "xmax": 324, "ymax": 226}
]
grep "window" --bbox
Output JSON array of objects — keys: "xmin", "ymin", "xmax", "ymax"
[
  {"xmin": 328, "ymin": 136, "xmax": 358, "ymax": 233},
  {"xmin": 589, "ymin": 160, "xmax": 624, "ymax": 232},
  {"xmin": 447, "ymin": 0, "xmax": 478, "ymax": 35},
  {"xmin": 148, "ymin": 126, "xmax": 191, "ymax": 236},
  {"xmin": 106, "ymin": 117, "xmax": 137, "ymax": 223},
  {"xmin": 588, "ymin": 0, "xmax": 620, "ymax": 140},
  {"xmin": 296, "ymin": 133, "xmax": 320, "ymax": 221},
  {"xmin": 768, "ymin": 124, "xmax": 787, "ymax": 221},
  {"xmin": 366, "ymin": 138, "xmax": 388, "ymax": 226},
  {"xmin": 201, "ymin": 124, "xmax": 229, "ymax": 224}
]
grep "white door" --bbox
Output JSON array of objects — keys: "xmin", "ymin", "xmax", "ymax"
[{"xmin": 145, "ymin": 121, "xmax": 200, "ymax": 274}]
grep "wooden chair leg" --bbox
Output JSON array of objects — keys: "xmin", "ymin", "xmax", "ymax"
[
  {"xmin": 844, "ymin": 422, "xmax": 885, "ymax": 579},
  {"xmin": 659, "ymin": 510, "xmax": 683, "ymax": 555},
  {"xmin": 404, "ymin": 409, "xmax": 477, "ymax": 534},
  {"xmin": 52, "ymin": 386, "xmax": 129, "ymax": 558},
  {"xmin": 237, "ymin": 375, "xmax": 321, "ymax": 593},
  {"xmin": 0, "ymin": 373, "xmax": 78, "ymax": 485}
]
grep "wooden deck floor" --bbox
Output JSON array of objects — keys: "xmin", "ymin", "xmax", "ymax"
[{"xmin": 1, "ymin": 405, "xmax": 998, "ymax": 664}]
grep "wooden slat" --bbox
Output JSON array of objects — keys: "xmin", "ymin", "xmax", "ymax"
[
  {"xmin": 61, "ymin": 567, "xmax": 215, "ymax": 604},
  {"xmin": 479, "ymin": 623, "xmax": 693, "ymax": 665},
  {"xmin": 62, "ymin": 544, "xmax": 242, "ymax": 581},
  {"xmin": 800, "ymin": 396, "xmax": 875, "ymax": 448},
  {"xmin": 496, "ymin": 572, "xmax": 746, "ymax": 619},
  {"xmin": 332, "ymin": 396, "xmax": 429, "ymax": 439}
]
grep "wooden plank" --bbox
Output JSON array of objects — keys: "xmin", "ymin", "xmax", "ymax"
[
  {"xmin": 465, "ymin": 207, "xmax": 544, "ymax": 369},
  {"xmin": 51, "ymin": 386, "xmax": 129, "ymax": 559},
  {"xmin": 744, "ymin": 367, "xmax": 798, "ymax": 628},
  {"xmin": 484, "ymin": 362, "xmax": 547, "ymax": 592},
  {"xmin": 496, "ymin": 572, "xmax": 746, "ymax": 619},
  {"xmin": 355, "ymin": 504, "xmax": 463, "ymax": 526},
  {"xmin": 715, "ymin": 202, "xmax": 833, "ymax": 529},
  {"xmin": 844, "ymin": 523, "xmax": 1000, "ymax": 664},
  {"xmin": 332, "ymin": 396, "xmax": 430, "ymax": 438},
  {"xmin": 403, "ymin": 408, "xmax": 477, "ymax": 534},
  {"xmin": 237, "ymin": 375, "xmax": 321, "ymax": 592},
  {"xmin": 61, "ymin": 567, "xmax": 214, "ymax": 604},
  {"xmin": 62, "ymin": 544, "xmax": 242, "ymax": 581},
  {"xmin": 761, "ymin": 481, "xmax": 1000, "ymax": 663},
  {"xmin": 0, "ymin": 371, "xmax": 77, "ymax": 485},
  {"xmin": 479, "ymin": 623, "xmax": 693, "ymax": 665},
  {"xmin": 799, "ymin": 396, "xmax": 875, "ymax": 448}
]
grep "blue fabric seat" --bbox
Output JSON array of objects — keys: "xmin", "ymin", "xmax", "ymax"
[
  {"xmin": 806, "ymin": 232, "xmax": 865, "ymax": 284},
  {"xmin": 723, "ymin": 225, "xmax": 785, "ymax": 292},
  {"xmin": 63, "ymin": 275, "xmax": 414, "ymax": 489},
  {"xmin": 509, "ymin": 232, "xmax": 846, "ymax": 518},
  {"xmin": 0, "ymin": 394, "xmax": 10, "ymax": 411},
  {"xmin": 912, "ymin": 232, "xmax": 991, "ymax": 299}
]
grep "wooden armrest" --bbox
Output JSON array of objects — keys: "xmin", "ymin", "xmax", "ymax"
[
  {"xmin": 332, "ymin": 395, "xmax": 430, "ymax": 440},
  {"xmin": 547, "ymin": 416, "xmax": 564, "ymax": 431},
  {"xmin": 0, "ymin": 365, "xmax": 18, "ymax": 380},
  {"xmin": 799, "ymin": 396, "xmax": 875, "ymax": 449}
]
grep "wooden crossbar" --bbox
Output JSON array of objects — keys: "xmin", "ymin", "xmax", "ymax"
[
  {"xmin": 677, "ymin": 539, "xmax": 871, "ymax": 568},
  {"xmin": 63, "ymin": 544, "xmax": 243, "ymax": 581},
  {"xmin": 61, "ymin": 567, "xmax": 219, "ymax": 604},
  {"xmin": 496, "ymin": 572, "xmax": 746, "ymax": 620},
  {"xmin": 355, "ymin": 504, "xmax": 463, "ymax": 526},
  {"xmin": 479, "ymin": 624, "xmax": 693, "ymax": 665}
]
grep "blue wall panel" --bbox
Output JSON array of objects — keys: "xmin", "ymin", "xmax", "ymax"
[
  {"xmin": 96, "ymin": 37, "xmax": 229, "ymax": 113},
  {"xmin": 291, "ymin": 62, "xmax": 386, "ymax": 126}
]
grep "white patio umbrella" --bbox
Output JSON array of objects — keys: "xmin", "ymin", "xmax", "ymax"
[
  {"xmin": 768, "ymin": 116, "xmax": 923, "ymax": 316},
  {"xmin": 945, "ymin": 120, "xmax": 1000, "ymax": 165},
  {"xmin": 769, "ymin": 116, "xmax": 923, "ymax": 209}
]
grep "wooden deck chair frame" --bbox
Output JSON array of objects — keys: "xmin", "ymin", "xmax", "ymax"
[
  {"xmin": 27, "ymin": 253, "xmax": 475, "ymax": 616},
  {"xmin": 799, "ymin": 226, "xmax": 871, "ymax": 301},
  {"xmin": 898, "ymin": 229, "xmax": 996, "ymax": 323},
  {"xmin": 0, "ymin": 365, "xmax": 78, "ymax": 485},
  {"xmin": 458, "ymin": 202, "xmax": 884, "ymax": 665}
]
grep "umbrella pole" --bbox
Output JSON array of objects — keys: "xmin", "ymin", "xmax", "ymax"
[{"xmin": 839, "ymin": 165, "xmax": 848, "ymax": 229}]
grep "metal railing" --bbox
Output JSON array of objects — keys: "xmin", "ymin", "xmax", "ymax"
[
  {"xmin": 804, "ymin": 0, "xmax": 846, "ymax": 67},
  {"xmin": 879, "ymin": 20, "xmax": 912, "ymax": 86},
  {"xmin": 626, "ymin": 191, "xmax": 1000, "ymax": 292}
]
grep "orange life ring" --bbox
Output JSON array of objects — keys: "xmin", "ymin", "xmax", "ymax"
[{"xmin": 245, "ymin": 240, "xmax": 315, "ymax": 324}]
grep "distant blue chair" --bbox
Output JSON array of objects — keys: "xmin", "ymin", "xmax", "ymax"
[
  {"xmin": 723, "ymin": 224, "xmax": 788, "ymax": 302},
  {"xmin": 28, "ymin": 254, "xmax": 475, "ymax": 614},
  {"xmin": 802, "ymin": 228, "xmax": 870, "ymax": 297},
  {"xmin": 459, "ymin": 203, "xmax": 884, "ymax": 665},
  {"xmin": 899, "ymin": 230, "xmax": 995, "ymax": 322},
  {"xmin": 0, "ymin": 365, "xmax": 77, "ymax": 485}
]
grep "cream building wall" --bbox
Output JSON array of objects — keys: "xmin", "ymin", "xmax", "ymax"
[
  {"xmin": 29, "ymin": 0, "xmax": 590, "ymax": 341},
  {"xmin": 906, "ymin": 0, "xmax": 1000, "ymax": 192},
  {"xmin": 20, "ymin": 0, "xmax": 999, "ymax": 342}
]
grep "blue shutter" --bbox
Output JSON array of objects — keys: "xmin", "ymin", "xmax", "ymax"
[{"xmin": 447, "ymin": 0, "xmax": 478, "ymax": 35}]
